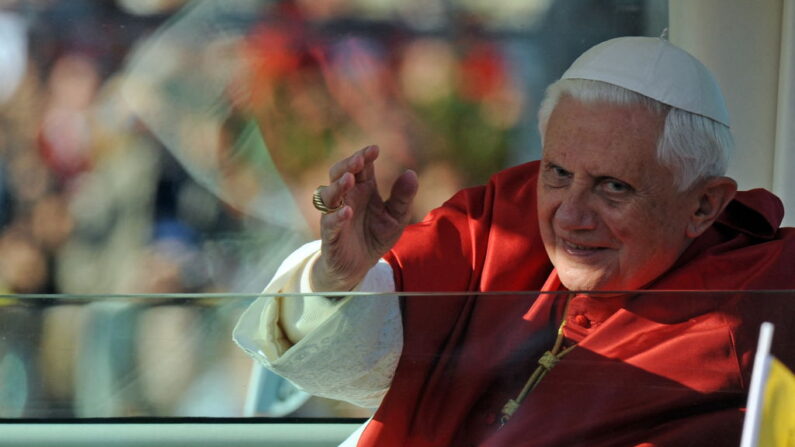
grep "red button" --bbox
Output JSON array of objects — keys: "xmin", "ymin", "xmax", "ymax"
[{"xmin": 573, "ymin": 314, "xmax": 591, "ymax": 328}]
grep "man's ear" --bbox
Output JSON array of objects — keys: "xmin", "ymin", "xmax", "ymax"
[{"xmin": 686, "ymin": 176, "xmax": 738, "ymax": 238}]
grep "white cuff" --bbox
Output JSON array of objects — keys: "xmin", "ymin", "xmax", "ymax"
[{"xmin": 233, "ymin": 241, "xmax": 403, "ymax": 407}]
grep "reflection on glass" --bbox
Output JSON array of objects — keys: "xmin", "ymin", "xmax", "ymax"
[
  {"xmin": 0, "ymin": 291, "xmax": 792, "ymax": 429},
  {"xmin": 2, "ymin": 295, "xmax": 254, "ymax": 418},
  {"xmin": 236, "ymin": 291, "xmax": 794, "ymax": 445},
  {"xmin": 0, "ymin": 293, "xmax": 389, "ymax": 419},
  {"xmin": 9, "ymin": 1, "xmax": 773, "ymax": 444},
  {"xmin": 0, "ymin": 0, "xmax": 667, "ymax": 300}
]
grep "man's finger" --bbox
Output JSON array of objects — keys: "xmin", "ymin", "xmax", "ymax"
[
  {"xmin": 353, "ymin": 145, "xmax": 379, "ymax": 183},
  {"xmin": 328, "ymin": 145, "xmax": 378, "ymax": 183},
  {"xmin": 320, "ymin": 172, "xmax": 353, "ymax": 209},
  {"xmin": 320, "ymin": 205, "xmax": 353, "ymax": 243},
  {"xmin": 328, "ymin": 153, "xmax": 361, "ymax": 184},
  {"xmin": 384, "ymin": 169, "xmax": 418, "ymax": 221}
]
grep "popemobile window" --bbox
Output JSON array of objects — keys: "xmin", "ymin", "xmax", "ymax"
[{"xmin": 1, "ymin": 1, "xmax": 794, "ymax": 447}]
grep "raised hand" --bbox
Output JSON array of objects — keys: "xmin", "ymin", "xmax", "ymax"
[{"xmin": 311, "ymin": 145, "xmax": 418, "ymax": 291}]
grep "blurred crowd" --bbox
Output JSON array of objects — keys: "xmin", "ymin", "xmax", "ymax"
[{"xmin": 0, "ymin": 0, "xmax": 663, "ymax": 420}]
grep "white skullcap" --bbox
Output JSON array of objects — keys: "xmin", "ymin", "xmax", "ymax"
[{"xmin": 561, "ymin": 36, "xmax": 730, "ymax": 126}]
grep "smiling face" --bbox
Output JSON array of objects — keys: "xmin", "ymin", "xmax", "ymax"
[{"xmin": 538, "ymin": 96, "xmax": 701, "ymax": 291}]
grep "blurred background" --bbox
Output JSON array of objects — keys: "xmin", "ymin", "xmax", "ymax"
[{"xmin": 0, "ymin": 0, "xmax": 666, "ymax": 420}]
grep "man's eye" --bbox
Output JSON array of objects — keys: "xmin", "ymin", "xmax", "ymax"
[
  {"xmin": 552, "ymin": 166, "xmax": 570, "ymax": 178},
  {"xmin": 543, "ymin": 164, "xmax": 571, "ymax": 188},
  {"xmin": 603, "ymin": 179, "xmax": 631, "ymax": 194}
]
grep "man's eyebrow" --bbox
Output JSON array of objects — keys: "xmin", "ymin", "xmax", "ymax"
[
  {"xmin": 595, "ymin": 174, "xmax": 634, "ymax": 186},
  {"xmin": 541, "ymin": 161, "xmax": 565, "ymax": 173},
  {"xmin": 542, "ymin": 160, "xmax": 562, "ymax": 169},
  {"xmin": 594, "ymin": 174, "xmax": 617, "ymax": 180}
]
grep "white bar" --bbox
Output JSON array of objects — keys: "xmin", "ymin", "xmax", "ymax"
[
  {"xmin": 773, "ymin": 0, "xmax": 795, "ymax": 226},
  {"xmin": 739, "ymin": 322, "xmax": 775, "ymax": 447},
  {"xmin": 0, "ymin": 422, "xmax": 361, "ymax": 447}
]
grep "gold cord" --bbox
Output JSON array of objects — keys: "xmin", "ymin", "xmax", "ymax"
[{"xmin": 499, "ymin": 294, "xmax": 576, "ymax": 427}]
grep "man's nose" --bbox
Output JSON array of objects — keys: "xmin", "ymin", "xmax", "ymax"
[{"xmin": 554, "ymin": 187, "xmax": 597, "ymax": 231}]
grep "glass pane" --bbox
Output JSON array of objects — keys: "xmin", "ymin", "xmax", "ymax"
[
  {"xmin": 0, "ymin": 294, "xmax": 254, "ymax": 418},
  {"xmin": 8, "ymin": 1, "xmax": 784, "ymax": 445},
  {"xmin": 0, "ymin": 289, "xmax": 792, "ymax": 444},
  {"xmin": 0, "ymin": 0, "xmax": 667, "ymax": 298}
]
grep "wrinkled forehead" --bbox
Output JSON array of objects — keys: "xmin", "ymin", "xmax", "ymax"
[
  {"xmin": 541, "ymin": 97, "xmax": 671, "ymax": 180},
  {"xmin": 543, "ymin": 96, "xmax": 665, "ymax": 150}
]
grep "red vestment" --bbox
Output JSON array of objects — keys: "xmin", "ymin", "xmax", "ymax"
[{"xmin": 357, "ymin": 161, "xmax": 795, "ymax": 446}]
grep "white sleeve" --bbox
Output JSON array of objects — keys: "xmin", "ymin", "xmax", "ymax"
[{"xmin": 232, "ymin": 240, "xmax": 403, "ymax": 408}]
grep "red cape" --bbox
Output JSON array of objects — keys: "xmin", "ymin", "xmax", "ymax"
[{"xmin": 359, "ymin": 161, "xmax": 795, "ymax": 446}]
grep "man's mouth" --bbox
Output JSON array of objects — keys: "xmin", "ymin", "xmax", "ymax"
[{"xmin": 561, "ymin": 239, "xmax": 608, "ymax": 256}]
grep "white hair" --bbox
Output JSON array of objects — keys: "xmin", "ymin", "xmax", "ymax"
[{"xmin": 537, "ymin": 79, "xmax": 734, "ymax": 191}]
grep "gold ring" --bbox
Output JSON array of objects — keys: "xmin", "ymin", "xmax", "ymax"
[{"xmin": 312, "ymin": 186, "xmax": 344, "ymax": 214}]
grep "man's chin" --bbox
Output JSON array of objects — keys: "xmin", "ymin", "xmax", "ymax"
[
  {"xmin": 557, "ymin": 273, "xmax": 638, "ymax": 298},
  {"xmin": 558, "ymin": 277, "xmax": 601, "ymax": 292},
  {"xmin": 556, "ymin": 269, "xmax": 610, "ymax": 292}
]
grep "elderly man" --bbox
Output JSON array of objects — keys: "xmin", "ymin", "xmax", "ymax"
[{"xmin": 235, "ymin": 37, "xmax": 795, "ymax": 446}]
